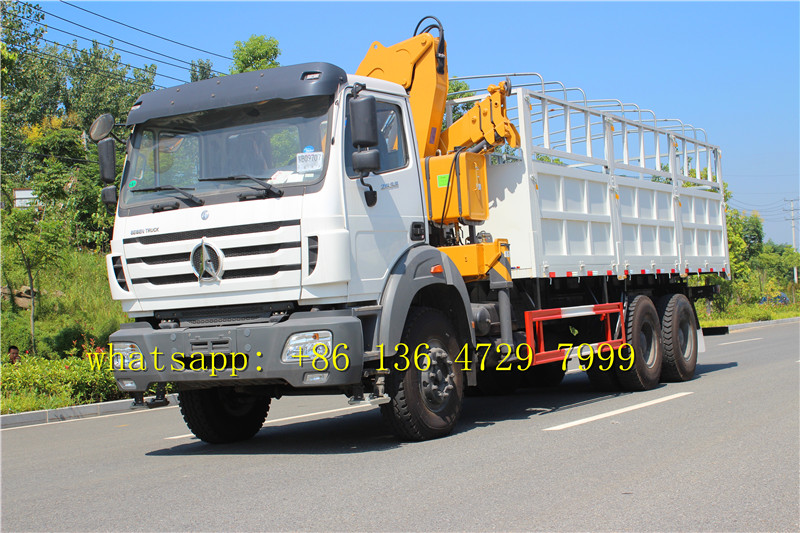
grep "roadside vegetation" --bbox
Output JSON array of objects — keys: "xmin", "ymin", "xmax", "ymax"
[{"xmin": 1, "ymin": 2, "xmax": 797, "ymax": 414}]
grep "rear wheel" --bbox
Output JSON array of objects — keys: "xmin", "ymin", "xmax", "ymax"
[
  {"xmin": 179, "ymin": 387, "xmax": 270, "ymax": 444},
  {"xmin": 381, "ymin": 307, "xmax": 465, "ymax": 441},
  {"xmin": 615, "ymin": 295, "xmax": 663, "ymax": 391},
  {"xmin": 658, "ymin": 293, "xmax": 698, "ymax": 381}
]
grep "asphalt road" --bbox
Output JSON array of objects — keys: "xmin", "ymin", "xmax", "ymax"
[{"xmin": 2, "ymin": 321, "xmax": 798, "ymax": 532}]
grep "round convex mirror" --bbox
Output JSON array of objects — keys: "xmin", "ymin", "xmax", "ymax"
[{"xmin": 89, "ymin": 114, "xmax": 115, "ymax": 141}]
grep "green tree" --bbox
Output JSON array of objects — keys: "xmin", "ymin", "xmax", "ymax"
[
  {"xmin": 1, "ymin": 206, "xmax": 68, "ymax": 355},
  {"xmin": 446, "ymin": 78, "xmax": 475, "ymax": 124},
  {"xmin": 230, "ymin": 35, "xmax": 280, "ymax": 74},
  {"xmin": 1, "ymin": 10, "xmax": 67, "ymax": 129},
  {"xmin": 190, "ymin": 59, "xmax": 214, "ymax": 82},
  {"xmin": 65, "ymin": 41, "xmax": 156, "ymax": 132},
  {"xmin": 739, "ymin": 210, "xmax": 764, "ymax": 260},
  {"xmin": 1, "ymin": 42, "xmax": 17, "ymax": 94}
]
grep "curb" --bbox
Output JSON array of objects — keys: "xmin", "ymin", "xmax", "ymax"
[
  {"xmin": 728, "ymin": 316, "xmax": 800, "ymax": 331},
  {"xmin": 0, "ymin": 393, "xmax": 179, "ymax": 429}
]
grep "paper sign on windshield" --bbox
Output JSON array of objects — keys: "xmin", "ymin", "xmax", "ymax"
[{"xmin": 296, "ymin": 152, "xmax": 324, "ymax": 173}]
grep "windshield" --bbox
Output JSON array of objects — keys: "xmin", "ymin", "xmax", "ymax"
[{"xmin": 119, "ymin": 96, "xmax": 331, "ymax": 213}]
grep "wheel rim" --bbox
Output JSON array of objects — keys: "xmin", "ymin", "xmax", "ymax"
[
  {"xmin": 639, "ymin": 321, "xmax": 657, "ymax": 368},
  {"xmin": 678, "ymin": 311, "xmax": 695, "ymax": 362},
  {"xmin": 418, "ymin": 343, "xmax": 456, "ymax": 413}
]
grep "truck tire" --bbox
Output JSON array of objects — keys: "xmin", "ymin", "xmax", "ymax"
[
  {"xmin": 526, "ymin": 362, "xmax": 566, "ymax": 388},
  {"xmin": 179, "ymin": 387, "xmax": 270, "ymax": 444},
  {"xmin": 615, "ymin": 295, "xmax": 663, "ymax": 391},
  {"xmin": 658, "ymin": 293, "xmax": 698, "ymax": 382},
  {"xmin": 380, "ymin": 307, "xmax": 465, "ymax": 441}
]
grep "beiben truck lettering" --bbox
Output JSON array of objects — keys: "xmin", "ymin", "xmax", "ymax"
[{"xmin": 91, "ymin": 16, "xmax": 727, "ymax": 443}]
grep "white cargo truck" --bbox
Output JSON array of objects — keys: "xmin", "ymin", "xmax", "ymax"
[{"xmin": 92, "ymin": 17, "xmax": 727, "ymax": 443}]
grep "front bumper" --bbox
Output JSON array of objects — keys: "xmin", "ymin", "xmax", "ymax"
[{"xmin": 109, "ymin": 311, "xmax": 364, "ymax": 392}]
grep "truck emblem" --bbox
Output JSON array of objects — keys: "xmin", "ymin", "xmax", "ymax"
[
  {"xmin": 201, "ymin": 210, "xmax": 210, "ymax": 220},
  {"xmin": 190, "ymin": 238, "xmax": 222, "ymax": 281}
]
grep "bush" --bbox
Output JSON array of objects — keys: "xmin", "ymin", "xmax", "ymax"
[{"xmin": 0, "ymin": 355, "xmax": 126, "ymax": 413}]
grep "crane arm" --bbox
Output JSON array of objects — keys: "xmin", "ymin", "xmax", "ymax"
[
  {"xmin": 439, "ymin": 81, "xmax": 520, "ymax": 154},
  {"xmin": 356, "ymin": 26, "xmax": 449, "ymax": 159}
]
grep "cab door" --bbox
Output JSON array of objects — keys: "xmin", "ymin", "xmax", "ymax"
[{"xmin": 343, "ymin": 93, "xmax": 426, "ymax": 302}]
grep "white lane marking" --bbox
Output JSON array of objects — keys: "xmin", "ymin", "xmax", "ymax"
[
  {"xmin": 1, "ymin": 405, "xmax": 180, "ymax": 431},
  {"xmin": 165, "ymin": 433, "xmax": 194, "ymax": 440},
  {"xmin": 163, "ymin": 404, "xmax": 376, "ymax": 440},
  {"xmin": 718, "ymin": 337, "xmax": 763, "ymax": 346},
  {"xmin": 543, "ymin": 392, "xmax": 694, "ymax": 431}
]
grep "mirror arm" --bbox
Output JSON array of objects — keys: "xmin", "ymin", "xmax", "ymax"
[{"xmin": 359, "ymin": 176, "xmax": 377, "ymax": 208}]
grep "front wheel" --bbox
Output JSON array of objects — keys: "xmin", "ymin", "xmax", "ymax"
[
  {"xmin": 179, "ymin": 387, "xmax": 270, "ymax": 444},
  {"xmin": 381, "ymin": 307, "xmax": 465, "ymax": 441}
]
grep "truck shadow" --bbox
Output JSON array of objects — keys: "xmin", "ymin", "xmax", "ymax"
[{"xmin": 147, "ymin": 360, "xmax": 737, "ymax": 457}]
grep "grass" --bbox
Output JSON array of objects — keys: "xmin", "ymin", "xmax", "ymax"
[
  {"xmin": 1, "ymin": 390, "xmax": 75, "ymax": 414},
  {"xmin": 697, "ymin": 302, "xmax": 800, "ymax": 328},
  {"xmin": 1, "ymin": 248, "xmax": 129, "ymax": 358}
]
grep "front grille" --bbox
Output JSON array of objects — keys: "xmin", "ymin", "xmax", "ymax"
[
  {"xmin": 175, "ymin": 352, "xmax": 248, "ymax": 371},
  {"xmin": 131, "ymin": 274, "xmax": 198, "ymax": 285},
  {"xmin": 155, "ymin": 301, "xmax": 294, "ymax": 327},
  {"xmin": 130, "ymin": 264, "xmax": 301, "ymax": 285},
  {"xmin": 123, "ymin": 220, "xmax": 300, "ymax": 245},
  {"xmin": 308, "ymin": 236, "xmax": 318, "ymax": 275},
  {"xmin": 127, "ymin": 252, "xmax": 189, "ymax": 265},
  {"xmin": 223, "ymin": 242, "xmax": 300, "ymax": 257},
  {"xmin": 123, "ymin": 220, "xmax": 302, "ymax": 292},
  {"xmin": 112, "ymin": 256, "xmax": 129, "ymax": 291}
]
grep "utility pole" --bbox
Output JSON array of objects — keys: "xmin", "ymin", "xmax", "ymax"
[
  {"xmin": 785, "ymin": 198, "xmax": 799, "ymax": 303},
  {"xmin": 785, "ymin": 198, "xmax": 798, "ymax": 253}
]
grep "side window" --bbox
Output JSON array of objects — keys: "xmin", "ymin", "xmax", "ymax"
[
  {"xmin": 345, "ymin": 100, "xmax": 408, "ymax": 177},
  {"xmin": 130, "ymin": 130, "xmax": 156, "ymax": 188}
]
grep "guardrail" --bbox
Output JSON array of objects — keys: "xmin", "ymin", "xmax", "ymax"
[{"xmin": 447, "ymin": 73, "xmax": 722, "ymax": 191}]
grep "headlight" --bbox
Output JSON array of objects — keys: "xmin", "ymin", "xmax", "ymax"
[
  {"xmin": 111, "ymin": 342, "xmax": 146, "ymax": 371},
  {"xmin": 281, "ymin": 331, "xmax": 333, "ymax": 364}
]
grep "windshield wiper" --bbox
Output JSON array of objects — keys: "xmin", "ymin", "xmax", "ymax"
[
  {"xmin": 199, "ymin": 175, "xmax": 284, "ymax": 198},
  {"xmin": 131, "ymin": 185, "xmax": 205, "ymax": 206}
]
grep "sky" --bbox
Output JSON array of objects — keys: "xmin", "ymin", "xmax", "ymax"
[{"xmin": 32, "ymin": 0, "xmax": 800, "ymax": 245}]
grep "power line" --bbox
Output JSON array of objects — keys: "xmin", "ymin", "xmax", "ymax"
[
  {"xmin": 37, "ymin": 36, "xmax": 186, "ymax": 84},
  {"xmin": 18, "ymin": 16, "xmax": 196, "ymax": 74},
  {"xmin": 729, "ymin": 198, "xmax": 785, "ymax": 208},
  {"xmin": 58, "ymin": 0, "xmax": 232, "ymax": 61},
  {"xmin": 730, "ymin": 174, "xmax": 798, "ymax": 180},
  {"xmin": 2, "ymin": 148, "xmax": 97, "ymax": 165},
  {"xmin": 23, "ymin": 2, "xmax": 225, "ymax": 75},
  {"xmin": 18, "ymin": 44, "xmax": 164, "ymax": 90}
]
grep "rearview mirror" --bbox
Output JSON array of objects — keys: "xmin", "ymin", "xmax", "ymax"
[
  {"xmin": 90, "ymin": 114, "xmax": 115, "ymax": 142},
  {"xmin": 98, "ymin": 138, "xmax": 116, "ymax": 184},
  {"xmin": 352, "ymin": 149, "xmax": 380, "ymax": 176},
  {"xmin": 350, "ymin": 95, "xmax": 378, "ymax": 148},
  {"xmin": 101, "ymin": 185, "xmax": 117, "ymax": 209}
]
